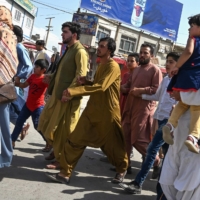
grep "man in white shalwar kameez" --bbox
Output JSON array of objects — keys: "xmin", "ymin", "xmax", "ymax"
[{"xmin": 159, "ymin": 108, "xmax": 200, "ymax": 200}]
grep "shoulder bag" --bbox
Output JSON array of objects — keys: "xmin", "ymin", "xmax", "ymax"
[{"xmin": 0, "ymin": 81, "xmax": 17, "ymax": 104}]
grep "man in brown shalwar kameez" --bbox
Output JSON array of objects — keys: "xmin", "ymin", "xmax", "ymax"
[
  {"xmin": 121, "ymin": 43, "xmax": 163, "ymax": 168},
  {"xmin": 45, "ymin": 37, "xmax": 128, "ymax": 185}
]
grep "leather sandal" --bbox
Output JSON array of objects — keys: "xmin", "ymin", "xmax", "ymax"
[
  {"xmin": 45, "ymin": 151, "xmax": 55, "ymax": 160},
  {"xmin": 45, "ymin": 172, "xmax": 70, "ymax": 184},
  {"xmin": 42, "ymin": 145, "xmax": 52, "ymax": 152},
  {"xmin": 112, "ymin": 170, "xmax": 127, "ymax": 183}
]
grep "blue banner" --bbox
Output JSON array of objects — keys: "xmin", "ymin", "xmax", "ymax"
[{"xmin": 80, "ymin": 0, "xmax": 183, "ymax": 41}]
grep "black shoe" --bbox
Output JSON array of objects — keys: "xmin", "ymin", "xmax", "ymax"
[
  {"xmin": 151, "ymin": 159, "xmax": 162, "ymax": 179},
  {"xmin": 119, "ymin": 180, "xmax": 141, "ymax": 194},
  {"xmin": 45, "ymin": 172, "xmax": 70, "ymax": 184}
]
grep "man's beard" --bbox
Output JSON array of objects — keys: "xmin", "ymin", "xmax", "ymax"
[
  {"xmin": 97, "ymin": 51, "xmax": 103, "ymax": 58},
  {"xmin": 139, "ymin": 57, "xmax": 150, "ymax": 65},
  {"xmin": 63, "ymin": 36, "xmax": 72, "ymax": 44},
  {"xmin": 97, "ymin": 54, "xmax": 102, "ymax": 58}
]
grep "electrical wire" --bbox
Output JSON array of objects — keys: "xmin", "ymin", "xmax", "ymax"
[
  {"xmin": 30, "ymin": 0, "xmax": 75, "ymax": 14},
  {"xmin": 39, "ymin": 13, "xmax": 67, "ymax": 16}
]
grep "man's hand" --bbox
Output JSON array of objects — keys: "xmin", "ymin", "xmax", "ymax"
[
  {"xmin": 130, "ymin": 87, "xmax": 144, "ymax": 97},
  {"xmin": 61, "ymin": 89, "xmax": 71, "ymax": 103},
  {"xmin": 170, "ymin": 91, "xmax": 181, "ymax": 101},
  {"xmin": 120, "ymin": 84, "xmax": 130, "ymax": 94},
  {"xmin": 170, "ymin": 66, "xmax": 179, "ymax": 76},
  {"xmin": 77, "ymin": 76, "xmax": 86, "ymax": 86},
  {"xmin": 43, "ymin": 75, "xmax": 51, "ymax": 84},
  {"xmin": 14, "ymin": 77, "xmax": 20, "ymax": 86}
]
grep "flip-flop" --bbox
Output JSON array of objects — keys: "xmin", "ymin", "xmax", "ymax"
[{"xmin": 45, "ymin": 172, "xmax": 70, "ymax": 184}]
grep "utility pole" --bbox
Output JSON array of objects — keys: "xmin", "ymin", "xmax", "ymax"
[{"xmin": 45, "ymin": 17, "xmax": 55, "ymax": 47}]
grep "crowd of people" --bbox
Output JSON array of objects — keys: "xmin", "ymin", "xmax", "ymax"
[{"xmin": 1, "ymin": 5, "xmax": 200, "ymax": 199}]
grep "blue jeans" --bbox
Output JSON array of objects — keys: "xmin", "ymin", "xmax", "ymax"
[
  {"xmin": 11, "ymin": 104, "xmax": 46, "ymax": 142},
  {"xmin": 135, "ymin": 118, "xmax": 168, "ymax": 186},
  {"xmin": 0, "ymin": 103, "xmax": 13, "ymax": 168},
  {"xmin": 9, "ymin": 93, "xmax": 25, "ymax": 125}
]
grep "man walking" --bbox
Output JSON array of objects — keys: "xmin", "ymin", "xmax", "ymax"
[
  {"xmin": 10, "ymin": 25, "xmax": 33, "ymax": 139},
  {"xmin": 38, "ymin": 22, "xmax": 88, "ymax": 168},
  {"xmin": 120, "ymin": 52, "xmax": 179, "ymax": 194},
  {"xmin": 121, "ymin": 44, "xmax": 162, "ymax": 169},
  {"xmin": 45, "ymin": 37, "xmax": 128, "ymax": 184}
]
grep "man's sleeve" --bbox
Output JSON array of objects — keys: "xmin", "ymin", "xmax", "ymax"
[
  {"xmin": 68, "ymin": 62, "xmax": 120, "ymax": 97},
  {"xmin": 143, "ymin": 68, "xmax": 163, "ymax": 95},
  {"xmin": 142, "ymin": 79, "xmax": 163, "ymax": 101},
  {"xmin": 16, "ymin": 45, "xmax": 33, "ymax": 79},
  {"xmin": 68, "ymin": 49, "xmax": 88, "ymax": 88},
  {"xmin": 45, "ymin": 53, "xmax": 51, "ymax": 65}
]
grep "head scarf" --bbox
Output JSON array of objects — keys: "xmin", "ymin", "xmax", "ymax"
[{"xmin": 0, "ymin": 6, "xmax": 18, "ymax": 85}]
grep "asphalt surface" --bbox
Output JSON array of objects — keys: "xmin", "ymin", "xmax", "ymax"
[{"xmin": 0, "ymin": 97, "xmax": 157, "ymax": 200}]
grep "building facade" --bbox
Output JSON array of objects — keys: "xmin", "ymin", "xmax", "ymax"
[
  {"xmin": 77, "ymin": 13, "xmax": 179, "ymax": 66},
  {"xmin": 2, "ymin": 0, "xmax": 37, "ymax": 39}
]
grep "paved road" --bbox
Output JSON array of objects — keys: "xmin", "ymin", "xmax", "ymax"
[{"xmin": 0, "ymin": 97, "xmax": 157, "ymax": 200}]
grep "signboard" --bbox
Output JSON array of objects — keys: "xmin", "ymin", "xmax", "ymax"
[
  {"xmin": 80, "ymin": 0, "xmax": 183, "ymax": 41},
  {"xmin": 14, "ymin": 0, "xmax": 38, "ymax": 17},
  {"xmin": 72, "ymin": 13, "xmax": 98, "ymax": 36}
]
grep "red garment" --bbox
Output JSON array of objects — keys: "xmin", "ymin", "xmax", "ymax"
[
  {"xmin": 120, "ymin": 72, "xmax": 131, "ymax": 115},
  {"xmin": 26, "ymin": 74, "xmax": 48, "ymax": 111},
  {"xmin": 134, "ymin": 5, "xmax": 143, "ymax": 17}
]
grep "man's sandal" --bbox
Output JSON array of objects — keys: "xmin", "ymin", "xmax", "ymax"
[
  {"xmin": 45, "ymin": 151, "xmax": 55, "ymax": 160},
  {"xmin": 45, "ymin": 172, "xmax": 70, "ymax": 184},
  {"xmin": 112, "ymin": 171, "xmax": 127, "ymax": 183},
  {"xmin": 42, "ymin": 145, "xmax": 52, "ymax": 152}
]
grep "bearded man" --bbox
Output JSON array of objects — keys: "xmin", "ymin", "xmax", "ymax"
[
  {"xmin": 38, "ymin": 22, "xmax": 88, "ymax": 169},
  {"xmin": 121, "ymin": 43, "xmax": 162, "ymax": 168}
]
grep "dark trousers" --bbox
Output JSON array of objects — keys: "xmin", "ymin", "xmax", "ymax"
[{"xmin": 11, "ymin": 104, "xmax": 46, "ymax": 142}]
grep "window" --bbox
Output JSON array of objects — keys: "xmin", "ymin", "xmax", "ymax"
[
  {"xmin": 26, "ymin": 18, "xmax": 32, "ymax": 28},
  {"xmin": 96, "ymin": 26, "xmax": 110, "ymax": 44},
  {"xmin": 119, "ymin": 35, "xmax": 136, "ymax": 54},
  {"xmin": 14, "ymin": 10, "xmax": 21, "ymax": 22}
]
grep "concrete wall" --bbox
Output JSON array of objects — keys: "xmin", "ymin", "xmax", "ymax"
[
  {"xmin": 116, "ymin": 26, "xmax": 139, "ymax": 53},
  {"xmin": 4, "ymin": 0, "xmax": 35, "ymax": 39}
]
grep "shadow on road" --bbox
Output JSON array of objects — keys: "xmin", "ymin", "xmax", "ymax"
[{"xmin": 0, "ymin": 145, "xmax": 157, "ymax": 199}]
